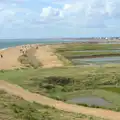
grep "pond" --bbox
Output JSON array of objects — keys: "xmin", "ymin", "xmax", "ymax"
[
  {"xmin": 67, "ymin": 96, "xmax": 112, "ymax": 107},
  {"xmin": 72, "ymin": 56, "xmax": 120, "ymax": 65}
]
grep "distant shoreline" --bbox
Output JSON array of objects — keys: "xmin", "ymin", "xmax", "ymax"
[
  {"xmin": 0, "ymin": 48, "xmax": 8, "ymax": 52},
  {"xmin": 0, "ymin": 40, "xmax": 75, "ymax": 49},
  {"xmin": 0, "ymin": 39, "xmax": 120, "ymax": 49},
  {"xmin": 0, "ymin": 39, "xmax": 101, "ymax": 49}
]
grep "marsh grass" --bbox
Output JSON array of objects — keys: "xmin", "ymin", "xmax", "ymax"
[
  {"xmin": 55, "ymin": 52, "xmax": 72, "ymax": 66},
  {"xmin": 61, "ymin": 51, "xmax": 120, "ymax": 58},
  {"xmin": 55, "ymin": 43, "xmax": 120, "ymax": 65},
  {"xmin": 56, "ymin": 43, "xmax": 120, "ymax": 51},
  {"xmin": 56, "ymin": 44, "xmax": 120, "ymax": 58},
  {"xmin": 4, "ymin": 67, "xmax": 120, "ymax": 111}
]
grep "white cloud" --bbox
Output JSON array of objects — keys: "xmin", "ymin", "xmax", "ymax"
[
  {"xmin": 39, "ymin": 0, "xmax": 120, "ymax": 28},
  {"xmin": 40, "ymin": 6, "xmax": 63, "ymax": 18},
  {"xmin": 63, "ymin": 4, "xmax": 71, "ymax": 10},
  {"xmin": 0, "ymin": 0, "xmax": 120, "ymax": 32}
]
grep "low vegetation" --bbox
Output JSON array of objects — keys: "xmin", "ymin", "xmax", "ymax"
[
  {"xmin": 60, "ymin": 51, "xmax": 120, "ymax": 59},
  {"xmin": 1, "ymin": 66, "xmax": 120, "ymax": 111},
  {"xmin": 0, "ymin": 90, "xmax": 105, "ymax": 120},
  {"xmin": 55, "ymin": 52, "xmax": 72, "ymax": 66},
  {"xmin": 101, "ymin": 87, "xmax": 120, "ymax": 94},
  {"xmin": 56, "ymin": 43, "xmax": 120, "ymax": 51}
]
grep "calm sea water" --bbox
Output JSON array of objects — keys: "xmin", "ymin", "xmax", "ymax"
[{"xmin": 0, "ymin": 39, "xmax": 85, "ymax": 49}]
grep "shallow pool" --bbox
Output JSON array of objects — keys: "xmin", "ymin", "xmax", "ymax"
[{"xmin": 67, "ymin": 96, "xmax": 112, "ymax": 107}]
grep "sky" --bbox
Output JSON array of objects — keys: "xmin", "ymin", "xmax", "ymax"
[{"xmin": 0, "ymin": 0, "xmax": 120, "ymax": 39}]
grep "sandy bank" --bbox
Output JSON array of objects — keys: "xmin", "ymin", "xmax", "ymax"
[{"xmin": 0, "ymin": 44, "xmax": 63, "ymax": 70}]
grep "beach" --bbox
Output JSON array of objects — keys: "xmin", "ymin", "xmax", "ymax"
[
  {"xmin": 0, "ymin": 43, "xmax": 63, "ymax": 70},
  {"xmin": 0, "ymin": 46, "xmax": 22, "ymax": 70}
]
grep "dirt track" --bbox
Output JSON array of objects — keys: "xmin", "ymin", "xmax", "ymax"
[{"xmin": 0, "ymin": 80, "xmax": 120, "ymax": 120}]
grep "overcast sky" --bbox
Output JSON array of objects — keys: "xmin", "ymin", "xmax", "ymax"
[{"xmin": 0, "ymin": 0, "xmax": 120, "ymax": 39}]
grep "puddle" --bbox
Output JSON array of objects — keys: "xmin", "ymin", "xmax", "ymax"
[{"xmin": 67, "ymin": 96, "xmax": 112, "ymax": 107}]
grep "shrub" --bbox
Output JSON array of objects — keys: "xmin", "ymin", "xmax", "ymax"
[
  {"xmin": 0, "ymin": 90, "xmax": 6, "ymax": 94},
  {"xmin": 0, "ymin": 70, "xmax": 5, "ymax": 73},
  {"xmin": 41, "ymin": 84, "xmax": 55, "ymax": 90},
  {"xmin": 44, "ymin": 76, "xmax": 74, "ymax": 86},
  {"xmin": 10, "ymin": 103, "xmax": 39, "ymax": 120}
]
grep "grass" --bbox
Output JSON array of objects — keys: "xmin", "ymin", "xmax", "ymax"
[
  {"xmin": 1, "ymin": 65, "xmax": 120, "ymax": 111},
  {"xmin": 0, "ymin": 68, "xmax": 35, "ymax": 84},
  {"xmin": 60, "ymin": 51, "xmax": 120, "ymax": 58},
  {"xmin": 55, "ymin": 52, "xmax": 73, "ymax": 66},
  {"xmin": 18, "ymin": 47, "xmax": 41, "ymax": 69},
  {"xmin": 101, "ymin": 87, "xmax": 120, "ymax": 94},
  {"xmin": 56, "ymin": 43, "xmax": 120, "ymax": 51},
  {"xmin": 0, "ymin": 90, "xmax": 106, "ymax": 120}
]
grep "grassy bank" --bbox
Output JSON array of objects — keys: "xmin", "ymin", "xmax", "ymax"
[
  {"xmin": 0, "ymin": 90, "xmax": 105, "ymax": 120},
  {"xmin": 55, "ymin": 52, "xmax": 73, "ymax": 66},
  {"xmin": 1, "ymin": 65, "xmax": 120, "ymax": 111}
]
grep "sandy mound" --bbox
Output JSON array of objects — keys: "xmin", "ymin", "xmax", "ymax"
[{"xmin": 0, "ymin": 44, "xmax": 63, "ymax": 70}]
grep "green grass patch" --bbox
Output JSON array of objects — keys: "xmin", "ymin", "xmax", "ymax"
[
  {"xmin": 101, "ymin": 87, "xmax": 120, "ymax": 94},
  {"xmin": 61, "ymin": 51, "xmax": 120, "ymax": 58},
  {"xmin": 56, "ymin": 43, "xmax": 120, "ymax": 51}
]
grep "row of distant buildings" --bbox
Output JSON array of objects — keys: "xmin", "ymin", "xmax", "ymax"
[
  {"xmin": 69, "ymin": 37, "xmax": 120, "ymax": 44},
  {"xmin": 59, "ymin": 37, "xmax": 120, "ymax": 40},
  {"xmin": 82, "ymin": 37, "xmax": 120, "ymax": 44}
]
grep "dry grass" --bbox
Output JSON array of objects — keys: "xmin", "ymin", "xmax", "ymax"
[{"xmin": 18, "ymin": 47, "xmax": 41, "ymax": 69}]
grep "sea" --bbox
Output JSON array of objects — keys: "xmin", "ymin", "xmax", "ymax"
[{"xmin": 0, "ymin": 39, "xmax": 89, "ymax": 49}]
